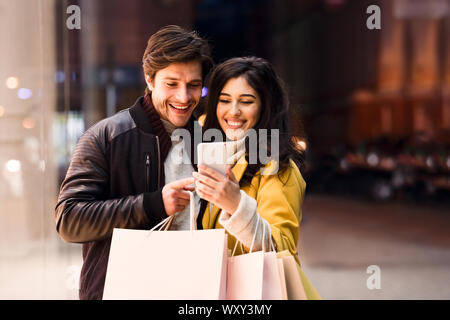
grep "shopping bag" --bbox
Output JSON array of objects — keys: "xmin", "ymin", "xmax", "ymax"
[
  {"xmin": 276, "ymin": 250, "xmax": 322, "ymax": 300},
  {"xmin": 226, "ymin": 250, "xmax": 265, "ymax": 300},
  {"xmin": 103, "ymin": 192, "xmax": 228, "ymax": 300},
  {"xmin": 276, "ymin": 250, "xmax": 308, "ymax": 300},
  {"xmin": 277, "ymin": 258, "xmax": 288, "ymax": 300},
  {"xmin": 262, "ymin": 251, "xmax": 284, "ymax": 300},
  {"xmin": 226, "ymin": 220, "xmax": 284, "ymax": 300}
]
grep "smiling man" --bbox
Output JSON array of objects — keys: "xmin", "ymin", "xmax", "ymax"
[
  {"xmin": 146, "ymin": 61, "xmax": 203, "ymax": 127},
  {"xmin": 55, "ymin": 25, "xmax": 213, "ymax": 300}
]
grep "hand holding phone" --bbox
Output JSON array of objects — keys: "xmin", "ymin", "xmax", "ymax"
[{"xmin": 197, "ymin": 142, "xmax": 228, "ymax": 175}]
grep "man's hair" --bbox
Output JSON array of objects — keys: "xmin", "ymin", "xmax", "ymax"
[{"xmin": 142, "ymin": 25, "xmax": 213, "ymax": 94}]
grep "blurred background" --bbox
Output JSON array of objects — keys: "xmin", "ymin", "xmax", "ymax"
[{"xmin": 0, "ymin": 0, "xmax": 449, "ymax": 299}]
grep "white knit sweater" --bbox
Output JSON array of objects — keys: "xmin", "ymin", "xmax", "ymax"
[
  {"xmin": 163, "ymin": 124, "xmax": 200, "ymax": 231},
  {"xmin": 163, "ymin": 124, "xmax": 272, "ymax": 252}
]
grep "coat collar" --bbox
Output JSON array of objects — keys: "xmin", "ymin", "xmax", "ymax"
[
  {"xmin": 231, "ymin": 154, "xmax": 248, "ymax": 183},
  {"xmin": 129, "ymin": 96, "xmax": 155, "ymax": 134},
  {"xmin": 205, "ymin": 155, "xmax": 280, "ymax": 229}
]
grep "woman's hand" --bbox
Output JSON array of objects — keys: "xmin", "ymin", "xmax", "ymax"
[{"xmin": 193, "ymin": 165, "xmax": 241, "ymax": 214}]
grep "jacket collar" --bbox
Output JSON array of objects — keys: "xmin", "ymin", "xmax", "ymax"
[
  {"xmin": 129, "ymin": 96, "xmax": 155, "ymax": 134},
  {"xmin": 129, "ymin": 95, "xmax": 202, "ymax": 185},
  {"xmin": 205, "ymin": 156, "xmax": 278, "ymax": 229}
]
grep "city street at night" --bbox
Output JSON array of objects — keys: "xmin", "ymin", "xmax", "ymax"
[
  {"xmin": 299, "ymin": 194, "xmax": 450, "ymax": 299},
  {"xmin": 1, "ymin": 0, "xmax": 449, "ymax": 302}
]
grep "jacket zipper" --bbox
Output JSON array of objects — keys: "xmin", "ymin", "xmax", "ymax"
[
  {"xmin": 145, "ymin": 154, "xmax": 150, "ymax": 192},
  {"xmin": 155, "ymin": 136, "xmax": 161, "ymax": 189}
]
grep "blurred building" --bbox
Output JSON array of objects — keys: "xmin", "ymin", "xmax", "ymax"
[
  {"xmin": 261, "ymin": 0, "xmax": 450, "ymax": 150},
  {"xmin": 261, "ymin": 0, "xmax": 450, "ymax": 199},
  {"xmin": 0, "ymin": 0, "xmax": 62, "ymax": 298},
  {"xmin": 0, "ymin": 0, "xmax": 449, "ymax": 299},
  {"xmin": 52, "ymin": 0, "xmax": 450, "ymax": 169},
  {"xmin": 0, "ymin": 0, "xmax": 57, "ymax": 252}
]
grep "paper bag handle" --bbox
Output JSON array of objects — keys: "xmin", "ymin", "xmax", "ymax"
[
  {"xmin": 249, "ymin": 217, "xmax": 260, "ymax": 253},
  {"xmin": 146, "ymin": 215, "xmax": 174, "ymax": 239},
  {"xmin": 231, "ymin": 216, "xmax": 276, "ymax": 254},
  {"xmin": 265, "ymin": 220, "xmax": 276, "ymax": 252},
  {"xmin": 231, "ymin": 237, "xmax": 244, "ymax": 257}
]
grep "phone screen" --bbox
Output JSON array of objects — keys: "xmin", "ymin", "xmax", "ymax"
[{"xmin": 197, "ymin": 142, "xmax": 228, "ymax": 175}]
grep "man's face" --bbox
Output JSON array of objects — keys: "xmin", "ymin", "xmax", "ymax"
[{"xmin": 146, "ymin": 61, "xmax": 202, "ymax": 127}]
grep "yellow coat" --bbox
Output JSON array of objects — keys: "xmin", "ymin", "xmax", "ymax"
[{"xmin": 201, "ymin": 155, "xmax": 322, "ymax": 299}]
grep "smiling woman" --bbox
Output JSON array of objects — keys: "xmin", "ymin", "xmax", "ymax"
[
  {"xmin": 197, "ymin": 56, "xmax": 321, "ymax": 299},
  {"xmin": 216, "ymin": 76, "xmax": 261, "ymax": 141},
  {"xmin": 203, "ymin": 56, "xmax": 304, "ymax": 183}
]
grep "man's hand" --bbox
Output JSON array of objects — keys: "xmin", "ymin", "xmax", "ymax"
[{"xmin": 162, "ymin": 177, "xmax": 195, "ymax": 216}]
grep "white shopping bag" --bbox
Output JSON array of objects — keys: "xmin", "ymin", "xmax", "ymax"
[{"xmin": 103, "ymin": 192, "xmax": 228, "ymax": 300}]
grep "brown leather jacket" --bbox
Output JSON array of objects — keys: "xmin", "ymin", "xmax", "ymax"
[{"xmin": 55, "ymin": 97, "xmax": 201, "ymax": 299}]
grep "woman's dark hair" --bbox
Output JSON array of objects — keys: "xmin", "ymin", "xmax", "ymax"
[
  {"xmin": 203, "ymin": 56, "xmax": 305, "ymax": 186},
  {"xmin": 142, "ymin": 25, "xmax": 213, "ymax": 94}
]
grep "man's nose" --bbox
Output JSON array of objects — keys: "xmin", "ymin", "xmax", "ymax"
[{"xmin": 175, "ymin": 86, "xmax": 190, "ymax": 103}]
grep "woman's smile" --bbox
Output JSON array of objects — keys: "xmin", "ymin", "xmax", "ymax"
[
  {"xmin": 225, "ymin": 118, "xmax": 246, "ymax": 129},
  {"xmin": 217, "ymin": 76, "xmax": 261, "ymax": 140}
]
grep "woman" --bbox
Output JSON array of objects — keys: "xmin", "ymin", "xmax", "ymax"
[{"xmin": 193, "ymin": 56, "xmax": 321, "ymax": 299}]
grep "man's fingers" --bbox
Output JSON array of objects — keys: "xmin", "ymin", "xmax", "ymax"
[
  {"xmin": 176, "ymin": 198, "xmax": 190, "ymax": 206},
  {"xmin": 183, "ymin": 185, "xmax": 195, "ymax": 192},
  {"xmin": 169, "ymin": 177, "xmax": 195, "ymax": 189},
  {"xmin": 174, "ymin": 205, "xmax": 186, "ymax": 213},
  {"xmin": 174, "ymin": 189, "xmax": 191, "ymax": 201}
]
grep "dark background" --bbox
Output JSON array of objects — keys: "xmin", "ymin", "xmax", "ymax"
[
  {"xmin": 0, "ymin": 0, "xmax": 449, "ymax": 300},
  {"xmin": 56, "ymin": 0, "xmax": 450, "ymax": 204}
]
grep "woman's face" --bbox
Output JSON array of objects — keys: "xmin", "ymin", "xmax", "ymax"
[{"xmin": 216, "ymin": 76, "xmax": 261, "ymax": 140}]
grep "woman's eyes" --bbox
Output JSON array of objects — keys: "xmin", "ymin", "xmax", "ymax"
[{"xmin": 218, "ymin": 99, "xmax": 254, "ymax": 104}]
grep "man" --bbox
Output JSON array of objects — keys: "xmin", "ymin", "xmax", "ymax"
[{"xmin": 55, "ymin": 25, "xmax": 213, "ymax": 300}]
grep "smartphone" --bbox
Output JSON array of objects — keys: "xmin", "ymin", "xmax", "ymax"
[{"xmin": 197, "ymin": 142, "xmax": 228, "ymax": 176}]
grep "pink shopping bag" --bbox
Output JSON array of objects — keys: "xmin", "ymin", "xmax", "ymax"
[
  {"xmin": 226, "ymin": 220, "xmax": 284, "ymax": 300},
  {"xmin": 276, "ymin": 250, "xmax": 307, "ymax": 300}
]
